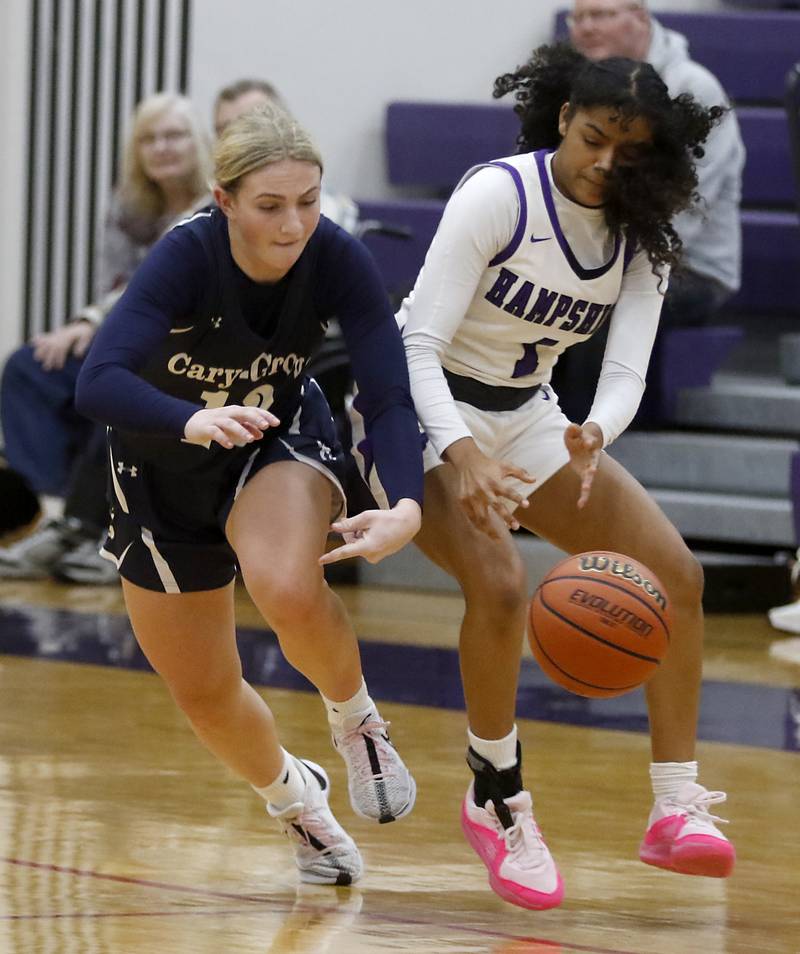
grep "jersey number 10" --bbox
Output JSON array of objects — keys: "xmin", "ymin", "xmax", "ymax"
[{"xmin": 182, "ymin": 384, "xmax": 276, "ymax": 449}]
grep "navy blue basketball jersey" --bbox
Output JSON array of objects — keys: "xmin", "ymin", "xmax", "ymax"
[
  {"xmin": 78, "ymin": 207, "xmax": 424, "ymax": 507},
  {"xmin": 117, "ymin": 209, "xmax": 327, "ymax": 473}
]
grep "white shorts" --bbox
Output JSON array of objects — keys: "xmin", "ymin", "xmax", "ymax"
[{"xmin": 349, "ymin": 383, "xmax": 572, "ymax": 509}]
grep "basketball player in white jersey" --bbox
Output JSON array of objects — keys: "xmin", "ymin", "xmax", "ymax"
[{"xmin": 353, "ymin": 44, "xmax": 734, "ymax": 909}]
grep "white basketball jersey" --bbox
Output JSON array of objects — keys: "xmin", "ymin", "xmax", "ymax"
[{"xmin": 442, "ymin": 149, "xmax": 632, "ymax": 388}]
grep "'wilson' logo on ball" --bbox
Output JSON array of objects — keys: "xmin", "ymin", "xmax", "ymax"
[
  {"xmin": 578, "ymin": 555, "xmax": 667, "ymax": 610},
  {"xmin": 568, "ymin": 588, "xmax": 654, "ymax": 636}
]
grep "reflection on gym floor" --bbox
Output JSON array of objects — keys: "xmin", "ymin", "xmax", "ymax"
[{"xmin": 0, "ymin": 581, "xmax": 797, "ymax": 953}]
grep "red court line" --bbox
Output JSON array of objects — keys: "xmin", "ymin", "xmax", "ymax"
[
  {"xmin": 1, "ymin": 856, "xmax": 643, "ymax": 954},
  {"xmin": 2, "ymin": 857, "xmax": 269, "ymax": 904}
]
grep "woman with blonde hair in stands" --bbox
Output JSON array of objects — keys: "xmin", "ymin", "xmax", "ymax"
[{"xmin": 0, "ymin": 92, "xmax": 212, "ymax": 583}]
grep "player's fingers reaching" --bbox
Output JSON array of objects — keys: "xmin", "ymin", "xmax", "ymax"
[
  {"xmin": 322, "ymin": 501, "xmax": 421, "ymax": 565},
  {"xmin": 488, "ymin": 494, "xmax": 521, "ymax": 532},
  {"xmin": 501, "ymin": 462, "xmax": 536, "ymax": 486},
  {"xmin": 458, "ymin": 480, "xmax": 515, "ymax": 539},
  {"xmin": 564, "ymin": 422, "xmax": 603, "ymax": 509},
  {"xmin": 465, "ymin": 495, "xmax": 506, "ymax": 540},
  {"xmin": 228, "ymin": 406, "xmax": 281, "ymax": 429},
  {"xmin": 457, "ymin": 488, "xmax": 492, "ymax": 536},
  {"xmin": 497, "ymin": 461, "xmax": 536, "ymax": 510},
  {"xmin": 184, "ymin": 406, "xmax": 281, "ymax": 448},
  {"xmin": 206, "ymin": 425, "xmax": 234, "ymax": 449},
  {"xmin": 329, "ymin": 511, "xmax": 371, "ymax": 539},
  {"xmin": 447, "ymin": 441, "xmax": 523, "ymax": 539},
  {"xmin": 320, "ymin": 539, "xmax": 365, "ymax": 564},
  {"xmin": 576, "ymin": 450, "xmax": 600, "ymax": 509},
  {"xmin": 216, "ymin": 418, "xmax": 257, "ymax": 447}
]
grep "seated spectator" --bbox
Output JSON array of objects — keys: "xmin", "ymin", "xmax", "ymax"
[
  {"xmin": 551, "ymin": 0, "xmax": 745, "ymax": 425},
  {"xmin": 0, "ymin": 92, "xmax": 212, "ymax": 582}
]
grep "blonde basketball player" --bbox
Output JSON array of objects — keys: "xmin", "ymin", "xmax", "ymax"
[{"xmin": 77, "ymin": 104, "xmax": 423, "ymax": 887}]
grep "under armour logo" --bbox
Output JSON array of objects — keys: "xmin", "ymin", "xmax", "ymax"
[
  {"xmin": 212, "ymin": 316, "xmax": 223, "ymax": 328},
  {"xmin": 116, "ymin": 461, "xmax": 138, "ymax": 477},
  {"xmin": 317, "ymin": 441, "xmax": 335, "ymax": 462},
  {"xmin": 530, "ymin": 235, "xmax": 551, "ymax": 244}
]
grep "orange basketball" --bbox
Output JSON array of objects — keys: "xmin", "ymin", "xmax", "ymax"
[{"xmin": 528, "ymin": 551, "xmax": 672, "ymax": 698}]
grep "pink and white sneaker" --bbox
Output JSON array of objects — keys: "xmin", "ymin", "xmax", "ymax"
[
  {"xmin": 461, "ymin": 783, "xmax": 564, "ymax": 910},
  {"xmin": 639, "ymin": 781, "xmax": 735, "ymax": 878}
]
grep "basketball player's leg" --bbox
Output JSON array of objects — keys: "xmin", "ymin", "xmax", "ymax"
[
  {"xmin": 228, "ymin": 459, "xmax": 416, "ymax": 824},
  {"xmin": 226, "ymin": 460, "xmax": 361, "ymax": 700},
  {"xmin": 122, "ymin": 575, "xmax": 363, "ymax": 885},
  {"xmin": 517, "ymin": 453, "xmax": 703, "ymax": 762},
  {"xmin": 414, "ymin": 463, "xmax": 527, "ymax": 739},
  {"xmin": 518, "ymin": 454, "xmax": 734, "ymax": 876},
  {"xmin": 121, "ymin": 578, "xmax": 284, "ymax": 786},
  {"xmin": 415, "ymin": 464, "xmax": 563, "ymax": 909}
]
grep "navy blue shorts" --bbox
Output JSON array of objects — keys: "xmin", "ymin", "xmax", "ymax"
[{"xmin": 100, "ymin": 378, "xmax": 346, "ymax": 593}]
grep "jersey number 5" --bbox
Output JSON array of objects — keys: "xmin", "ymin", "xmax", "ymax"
[{"xmin": 512, "ymin": 337, "xmax": 558, "ymax": 378}]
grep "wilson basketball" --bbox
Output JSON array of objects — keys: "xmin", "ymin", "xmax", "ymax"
[{"xmin": 528, "ymin": 551, "xmax": 672, "ymax": 698}]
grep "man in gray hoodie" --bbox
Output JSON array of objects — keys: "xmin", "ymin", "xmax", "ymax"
[{"xmin": 555, "ymin": 0, "xmax": 745, "ymax": 423}]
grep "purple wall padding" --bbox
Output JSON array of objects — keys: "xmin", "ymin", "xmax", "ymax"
[
  {"xmin": 355, "ymin": 198, "xmax": 445, "ymax": 294},
  {"xmin": 740, "ymin": 109, "xmax": 793, "ymax": 206},
  {"xmin": 386, "ymin": 102, "xmax": 794, "ymax": 208},
  {"xmin": 386, "ymin": 102, "xmax": 518, "ymax": 190},
  {"xmin": 729, "ymin": 210, "xmax": 800, "ymax": 313},
  {"xmin": 792, "ymin": 451, "xmax": 800, "ymax": 545},
  {"xmin": 660, "ymin": 326, "xmax": 745, "ymax": 417}
]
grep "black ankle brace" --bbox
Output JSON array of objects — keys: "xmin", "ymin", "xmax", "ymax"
[{"xmin": 466, "ymin": 742, "xmax": 523, "ymax": 829}]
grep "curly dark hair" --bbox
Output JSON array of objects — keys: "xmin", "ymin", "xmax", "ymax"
[{"xmin": 493, "ymin": 43, "xmax": 724, "ymax": 274}]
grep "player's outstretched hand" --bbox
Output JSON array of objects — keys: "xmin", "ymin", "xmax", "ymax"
[
  {"xmin": 444, "ymin": 437, "xmax": 534, "ymax": 539},
  {"xmin": 564, "ymin": 421, "xmax": 603, "ymax": 509},
  {"xmin": 184, "ymin": 406, "xmax": 280, "ymax": 449},
  {"xmin": 321, "ymin": 499, "xmax": 422, "ymax": 566}
]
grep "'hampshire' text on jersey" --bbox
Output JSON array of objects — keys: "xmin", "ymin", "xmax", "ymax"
[{"xmin": 441, "ymin": 150, "xmax": 630, "ymax": 388}]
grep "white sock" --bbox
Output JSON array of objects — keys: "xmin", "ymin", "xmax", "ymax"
[
  {"xmin": 650, "ymin": 760, "xmax": 698, "ymax": 800},
  {"xmin": 252, "ymin": 749, "xmax": 307, "ymax": 811},
  {"xmin": 322, "ymin": 678, "xmax": 373, "ymax": 728},
  {"xmin": 468, "ymin": 725, "xmax": 518, "ymax": 771},
  {"xmin": 40, "ymin": 496, "xmax": 64, "ymax": 520}
]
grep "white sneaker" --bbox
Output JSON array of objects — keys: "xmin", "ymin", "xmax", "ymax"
[
  {"xmin": 768, "ymin": 598, "xmax": 800, "ymax": 635},
  {"xmin": 268, "ymin": 759, "xmax": 363, "ymax": 886},
  {"xmin": 639, "ymin": 781, "xmax": 735, "ymax": 877},
  {"xmin": 769, "ymin": 637, "xmax": 800, "ymax": 665},
  {"xmin": 461, "ymin": 783, "xmax": 563, "ymax": 910},
  {"xmin": 0, "ymin": 517, "xmax": 85, "ymax": 579},
  {"xmin": 53, "ymin": 536, "xmax": 119, "ymax": 585},
  {"xmin": 332, "ymin": 710, "xmax": 416, "ymax": 823}
]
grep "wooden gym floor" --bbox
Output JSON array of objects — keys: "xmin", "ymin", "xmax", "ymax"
[{"xmin": 0, "ymin": 577, "xmax": 797, "ymax": 954}]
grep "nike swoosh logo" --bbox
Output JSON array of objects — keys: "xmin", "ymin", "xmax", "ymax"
[{"xmin": 530, "ymin": 235, "xmax": 551, "ymax": 244}]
